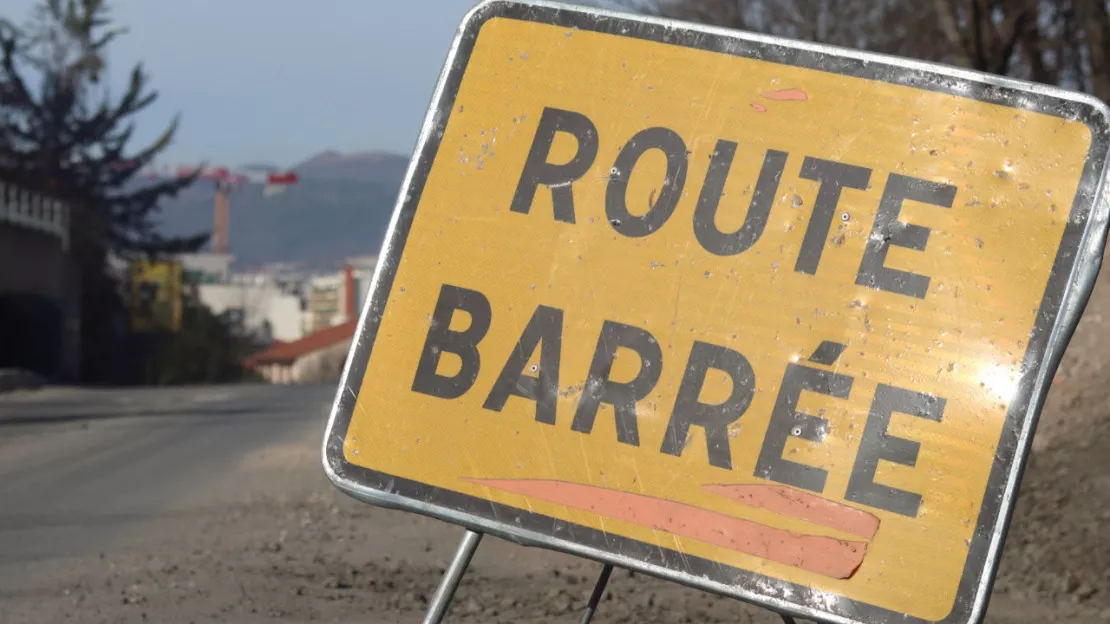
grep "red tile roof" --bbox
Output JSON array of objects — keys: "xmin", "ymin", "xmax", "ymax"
[{"xmin": 246, "ymin": 320, "xmax": 357, "ymax": 367}]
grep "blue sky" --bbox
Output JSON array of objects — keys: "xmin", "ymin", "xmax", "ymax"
[{"xmin": 4, "ymin": 0, "xmax": 631, "ymax": 168}]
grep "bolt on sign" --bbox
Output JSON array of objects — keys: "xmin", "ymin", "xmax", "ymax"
[
  {"xmin": 323, "ymin": 1, "xmax": 1110, "ymax": 622},
  {"xmin": 130, "ymin": 260, "xmax": 183, "ymax": 333}
]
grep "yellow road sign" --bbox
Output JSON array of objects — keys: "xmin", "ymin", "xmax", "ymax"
[
  {"xmin": 323, "ymin": 2, "xmax": 1110, "ymax": 623},
  {"xmin": 130, "ymin": 259, "xmax": 182, "ymax": 333}
]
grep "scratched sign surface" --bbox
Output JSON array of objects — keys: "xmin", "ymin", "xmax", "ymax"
[{"xmin": 323, "ymin": 2, "xmax": 1110, "ymax": 623}]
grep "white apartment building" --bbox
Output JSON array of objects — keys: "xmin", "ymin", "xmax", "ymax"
[
  {"xmin": 305, "ymin": 257, "xmax": 377, "ymax": 333},
  {"xmin": 115, "ymin": 252, "xmax": 378, "ymax": 348},
  {"xmin": 180, "ymin": 253, "xmax": 305, "ymax": 343},
  {"xmin": 198, "ymin": 274, "xmax": 304, "ymax": 343},
  {"xmin": 180, "ymin": 252, "xmax": 234, "ymax": 284}
]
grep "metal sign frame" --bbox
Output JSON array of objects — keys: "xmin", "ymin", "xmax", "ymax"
[{"xmin": 323, "ymin": 1, "xmax": 1110, "ymax": 623}]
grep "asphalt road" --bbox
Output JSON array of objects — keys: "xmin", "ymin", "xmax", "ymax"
[
  {"xmin": 0, "ymin": 384, "xmax": 336, "ymax": 584},
  {"xmin": 0, "ymin": 383, "xmax": 802, "ymax": 624}
]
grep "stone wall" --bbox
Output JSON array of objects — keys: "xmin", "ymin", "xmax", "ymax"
[{"xmin": 0, "ymin": 184, "xmax": 77, "ymax": 380}]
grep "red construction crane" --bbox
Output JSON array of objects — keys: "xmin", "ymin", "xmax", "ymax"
[{"xmin": 155, "ymin": 165, "xmax": 299, "ymax": 254}]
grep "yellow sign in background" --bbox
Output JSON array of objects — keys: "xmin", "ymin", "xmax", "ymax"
[
  {"xmin": 130, "ymin": 260, "xmax": 182, "ymax": 333},
  {"xmin": 339, "ymin": 11, "xmax": 1100, "ymax": 623}
]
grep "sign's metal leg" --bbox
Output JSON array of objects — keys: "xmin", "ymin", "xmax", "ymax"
[
  {"xmin": 780, "ymin": 614, "xmax": 798, "ymax": 624},
  {"xmin": 579, "ymin": 563, "xmax": 614, "ymax": 624},
  {"xmin": 422, "ymin": 530, "xmax": 483, "ymax": 624}
]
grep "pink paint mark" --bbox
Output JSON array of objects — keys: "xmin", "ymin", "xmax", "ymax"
[
  {"xmin": 467, "ymin": 478, "xmax": 867, "ymax": 579},
  {"xmin": 762, "ymin": 88, "xmax": 809, "ymax": 102},
  {"xmin": 751, "ymin": 102, "xmax": 769, "ymax": 113},
  {"xmin": 703, "ymin": 484, "xmax": 879, "ymax": 540}
]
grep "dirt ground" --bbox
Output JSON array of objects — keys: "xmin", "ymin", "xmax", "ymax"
[
  {"xmin": 4, "ymin": 279, "xmax": 1110, "ymax": 624},
  {"xmin": 2, "ymin": 406, "xmax": 1109, "ymax": 624}
]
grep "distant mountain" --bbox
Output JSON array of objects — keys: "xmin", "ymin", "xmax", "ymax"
[
  {"xmin": 292, "ymin": 150, "xmax": 409, "ymax": 185},
  {"xmin": 154, "ymin": 150, "xmax": 409, "ymax": 269}
]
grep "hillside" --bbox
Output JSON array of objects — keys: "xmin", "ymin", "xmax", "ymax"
[
  {"xmin": 292, "ymin": 150, "xmax": 408, "ymax": 185},
  {"xmin": 154, "ymin": 151, "xmax": 409, "ymax": 269}
]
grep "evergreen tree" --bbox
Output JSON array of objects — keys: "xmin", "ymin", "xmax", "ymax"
[
  {"xmin": 0, "ymin": 0, "xmax": 250, "ymax": 384},
  {"xmin": 0, "ymin": 0, "xmax": 205, "ymax": 254}
]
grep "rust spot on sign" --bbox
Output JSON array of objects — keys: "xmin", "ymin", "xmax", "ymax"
[{"xmin": 751, "ymin": 102, "xmax": 768, "ymax": 112}]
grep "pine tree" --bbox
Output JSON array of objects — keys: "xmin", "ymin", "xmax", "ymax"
[
  {"xmin": 0, "ymin": 0, "xmax": 206, "ymax": 254},
  {"xmin": 0, "ymin": 0, "xmax": 210, "ymax": 382}
]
